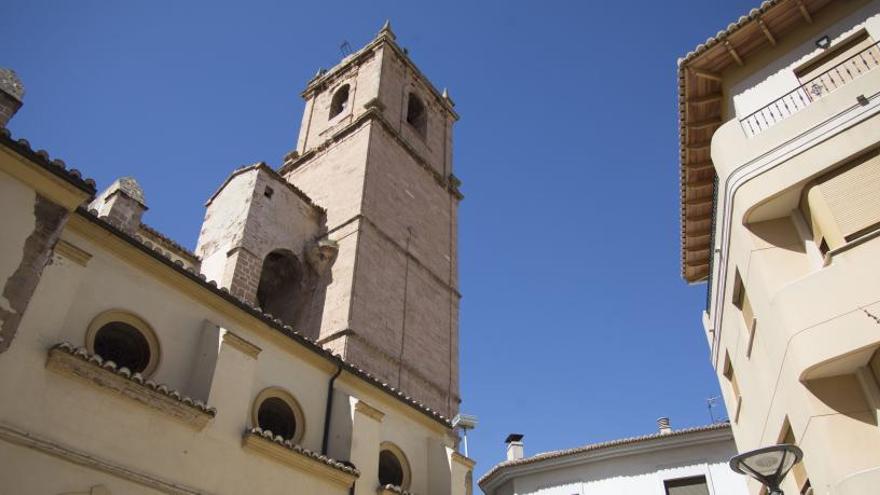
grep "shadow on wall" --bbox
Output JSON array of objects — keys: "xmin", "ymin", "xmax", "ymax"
[{"xmin": 255, "ymin": 245, "xmax": 333, "ymax": 342}]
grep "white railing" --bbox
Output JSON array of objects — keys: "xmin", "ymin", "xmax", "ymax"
[{"xmin": 740, "ymin": 42, "xmax": 880, "ymax": 137}]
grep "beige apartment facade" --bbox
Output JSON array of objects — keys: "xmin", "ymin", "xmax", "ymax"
[
  {"xmin": 0, "ymin": 24, "xmax": 474, "ymax": 494},
  {"xmin": 678, "ymin": 1, "xmax": 880, "ymax": 494}
]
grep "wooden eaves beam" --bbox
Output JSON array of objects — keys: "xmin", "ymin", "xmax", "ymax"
[
  {"xmin": 757, "ymin": 17, "xmax": 777, "ymax": 46},
  {"xmin": 794, "ymin": 0, "xmax": 813, "ymax": 24},
  {"xmin": 690, "ymin": 68, "xmax": 722, "ymax": 82},
  {"xmin": 724, "ymin": 40, "xmax": 744, "ymax": 66},
  {"xmin": 688, "ymin": 94, "xmax": 723, "ymax": 105}
]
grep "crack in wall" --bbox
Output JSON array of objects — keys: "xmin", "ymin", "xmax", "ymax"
[{"xmin": 0, "ymin": 195, "xmax": 68, "ymax": 352}]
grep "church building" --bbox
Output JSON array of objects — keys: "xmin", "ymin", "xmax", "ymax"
[{"xmin": 0, "ymin": 23, "xmax": 473, "ymax": 495}]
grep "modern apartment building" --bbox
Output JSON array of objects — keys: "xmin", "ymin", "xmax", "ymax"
[{"xmin": 678, "ymin": 1, "xmax": 880, "ymax": 494}]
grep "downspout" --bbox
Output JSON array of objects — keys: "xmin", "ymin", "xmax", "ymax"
[{"xmin": 321, "ymin": 365, "xmax": 343, "ymax": 455}]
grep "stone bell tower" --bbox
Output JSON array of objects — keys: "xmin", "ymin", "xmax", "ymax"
[{"xmin": 279, "ymin": 22, "xmax": 462, "ymax": 417}]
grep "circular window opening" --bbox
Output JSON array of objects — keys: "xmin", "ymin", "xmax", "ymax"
[
  {"xmin": 258, "ymin": 397, "xmax": 297, "ymax": 441},
  {"xmin": 379, "ymin": 449, "xmax": 405, "ymax": 487},
  {"xmin": 93, "ymin": 321, "xmax": 151, "ymax": 373}
]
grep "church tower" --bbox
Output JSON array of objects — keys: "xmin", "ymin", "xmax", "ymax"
[{"xmin": 279, "ymin": 22, "xmax": 462, "ymax": 417}]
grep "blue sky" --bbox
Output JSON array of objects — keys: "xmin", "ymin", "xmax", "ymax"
[{"xmin": 4, "ymin": 0, "xmax": 760, "ymax": 483}]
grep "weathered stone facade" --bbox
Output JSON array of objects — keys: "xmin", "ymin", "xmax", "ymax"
[{"xmin": 279, "ymin": 24, "xmax": 462, "ymax": 417}]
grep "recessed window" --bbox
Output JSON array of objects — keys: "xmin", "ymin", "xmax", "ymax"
[
  {"xmin": 94, "ymin": 322, "xmax": 151, "ymax": 372},
  {"xmin": 329, "ymin": 84, "xmax": 350, "ymax": 119},
  {"xmin": 664, "ymin": 475, "xmax": 709, "ymax": 495},
  {"xmin": 780, "ymin": 420, "xmax": 811, "ymax": 493},
  {"xmin": 86, "ymin": 311, "xmax": 159, "ymax": 376},
  {"xmin": 252, "ymin": 387, "xmax": 305, "ymax": 443},
  {"xmin": 800, "ymin": 147, "xmax": 880, "ymax": 252},
  {"xmin": 406, "ymin": 93, "xmax": 427, "ymax": 137},
  {"xmin": 378, "ymin": 442, "xmax": 411, "ymax": 489}
]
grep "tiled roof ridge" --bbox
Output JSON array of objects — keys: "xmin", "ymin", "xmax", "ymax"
[
  {"xmin": 0, "ymin": 128, "xmax": 97, "ymax": 194},
  {"xmin": 678, "ymin": 0, "xmax": 783, "ymax": 65},
  {"xmin": 380, "ymin": 484, "xmax": 415, "ymax": 494},
  {"xmin": 205, "ymin": 162, "xmax": 326, "ymax": 214},
  {"xmin": 246, "ymin": 427, "xmax": 360, "ymax": 476},
  {"xmin": 478, "ymin": 422, "xmax": 731, "ymax": 487},
  {"xmin": 51, "ymin": 342, "xmax": 217, "ymax": 416},
  {"xmin": 76, "ymin": 207, "xmax": 452, "ymax": 428},
  {"xmin": 138, "ymin": 222, "xmax": 199, "ymax": 261}
]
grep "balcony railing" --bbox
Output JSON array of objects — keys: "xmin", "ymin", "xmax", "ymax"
[{"xmin": 740, "ymin": 41, "xmax": 880, "ymax": 137}]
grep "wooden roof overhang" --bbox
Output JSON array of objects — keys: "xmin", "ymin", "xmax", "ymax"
[{"xmin": 678, "ymin": 0, "xmax": 835, "ymax": 282}]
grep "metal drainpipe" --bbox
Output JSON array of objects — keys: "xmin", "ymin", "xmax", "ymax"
[{"xmin": 321, "ymin": 366, "xmax": 343, "ymax": 455}]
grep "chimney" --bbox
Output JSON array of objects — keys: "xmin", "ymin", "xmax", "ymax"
[
  {"xmin": 505, "ymin": 433, "xmax": 524, "ymax": 461},
  {"xmin": 657, "ymin": 417, "xmax": 673, "ymax": 435},
  {"xmin": 0, "ymin": 68, "xmax": 25, "ymax": 127},
  {"xmin": 90, "ymin": 177, "xmax": 148, "ymax": 233}
]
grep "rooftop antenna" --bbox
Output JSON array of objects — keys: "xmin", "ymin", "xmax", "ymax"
[
  {"xmin": 339, "ymin": 41, "xmax": 353, "ymax": 57},
  {"xmin": 451, "ymin": 413, "xmax": 478, "ymax": 457},
  {"xmin": 707, "ymin": 395, "xmax": 725, "ymax": 423}
]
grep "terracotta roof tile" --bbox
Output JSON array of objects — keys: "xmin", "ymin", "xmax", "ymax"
[{"xmin": 0, "ymin": 128, "xmax": 96, "ymax": 194}]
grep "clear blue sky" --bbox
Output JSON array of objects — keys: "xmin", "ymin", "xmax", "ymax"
[{"xmin": 4, "ymin": 0, "xmax": 758, "ymax": 483}]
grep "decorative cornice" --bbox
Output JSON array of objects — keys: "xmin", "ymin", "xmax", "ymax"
[
  {"xmin": 354, "ymin": 400, "xmax": 386, "ymax": 422},
  {"xmin": 242, "ymin": 428, "xmax": 359, "ymax": 487},
  {"xmin": 451, "ymin": 452, "xmax": 476, "ymax": 470},
  {"xmin": 279, "ymin": 107, "xmax": 463, "ymax": 201},
  {"xmin": 222, "ymin": 330, "xmax": 262, "ymax": 359},
  {"xmin": 302, "ymin": 30, "xmax": 458, "ymax": 120},
  {"xmin": 0, "ymin": 423, "xmax": 208, "ymax": 494},
  {"xmin": 54, "ymin": 239, "xmax": 93, "ymax": 266},
  {"xmin": 47, "ymin": 342, "xmax": 217, "ymax": 429}
]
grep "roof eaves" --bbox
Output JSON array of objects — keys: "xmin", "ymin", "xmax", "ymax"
[
  {"xmin": 0, "ymin": 128, "xmax": 97, "ymax": 194},
  {"xmin": 478, "ymin": 423, "xmax": 732, "ymax": 488}
]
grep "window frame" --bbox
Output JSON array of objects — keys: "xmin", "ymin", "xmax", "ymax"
[
  {"xmin": 329, "ymin": 83, "xmax": 351, "ymax": 120},
  {"xmin": 378, "ymin": 441, "xmax": 412, "ymax": 490},
  {"xmin": 251, "ymin": 387, "xmax": 306, "ymax": 444},
  {"xmin": 85, "ymin": 310, "xmax": 160, "ymax": 377},
  {"xmin": 663, "ymin": 474, "xmax": 710, "ymax": 495},
  {"xmin": 405, "ymin": 92, "xmax": 427, "ymax": 138}
]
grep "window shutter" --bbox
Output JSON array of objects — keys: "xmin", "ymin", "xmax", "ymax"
[{"xmin": 818, "ymin": 150, "xmax": 880, "ymax": 240}]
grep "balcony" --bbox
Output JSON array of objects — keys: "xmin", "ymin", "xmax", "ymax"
[{"xmin": 740, "ymin": 41, "xmax": 880, "ymax": 138}]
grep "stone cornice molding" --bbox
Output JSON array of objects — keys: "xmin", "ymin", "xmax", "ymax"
[
  {"xmin": 0, "ymin": 423, "xmax": 208, "ymax": 495},
  {"xmin": 451, "ymin": 452, "xmax": 476, "ymax": 470},
  {"xmin": 47, "ymin": 343, "xmax": 216, "ymax": 430},
  {"xmin": 221, "ymin": 329, "xmax": 261, "ymax": 359},
  {"xmin": 323, "ymin": 215, "xmax": 462, "ymax": 299},
  {"xmin": 354, "ymin": 400, "xmax": 386, "ymax": 422},
  {"xmin": 302, "ymin": 33, "xmax": 458, "ymax": 121},
  {"xmin": 279, "ymin": 107, "xmax": 463, "ymax": 201},
  {"xmin": 242, "ymin": 428, "xmax": 359, "ymax": 488},
  {"xmin": 54, "ymin": 239, "xmax": 93, "ymax": 266}
]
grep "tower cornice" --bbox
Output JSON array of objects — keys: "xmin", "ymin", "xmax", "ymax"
[
  {"xmin": 279, "ymin": 105, "xmax": 463, "ymax": 201},
  {"xmin": 301, "ymin": 28, "xmax": 459, "ymax": 121}
]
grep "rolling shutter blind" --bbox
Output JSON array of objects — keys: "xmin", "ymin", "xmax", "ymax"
[
  {"xmin": 665, "ymin": 476, "xmax": 710, "ymax": 495},
  {"xmin": 818, "ymin": 150, "xmax": 880, "ymax": 240}
]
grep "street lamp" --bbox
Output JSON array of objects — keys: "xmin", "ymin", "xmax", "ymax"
[{"xmin": 729, "ymin": 444, "xmax": 803, "ymax": 495}]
